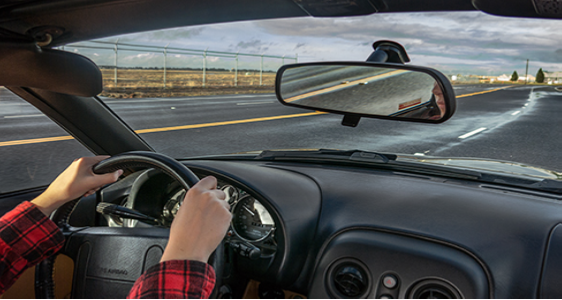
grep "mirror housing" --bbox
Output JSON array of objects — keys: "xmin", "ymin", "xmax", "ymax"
[
  {"xmin": 275, "ymin": 62, "xmax": 456, "ymax": 126},
  {"xmin": 0, "ymin": 42, "xmax": 102, "ymax": 97}
]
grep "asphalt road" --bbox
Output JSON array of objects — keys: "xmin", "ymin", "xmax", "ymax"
[{"xmin": 2, "ymin": 84, "xmax": 562, "ymax": 193}]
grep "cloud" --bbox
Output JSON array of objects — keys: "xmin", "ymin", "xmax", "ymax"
[
  {"xmin": 251, "ymin": 12, "xmax": 562, "ymax": 74},
  {"xmin": 237, "ymin": 40, "xmax": 262, "ymax": 49},
  {"xmin": 229, "ymin": 39, "xmax": 272, "ymax": 53},
  {"xmin": 117, "ymin": 28, "xmax": 205, "ymax": 44},
  {"xmin": 85, "ymin": 11, "xmax": 562, "ymax": 75}
]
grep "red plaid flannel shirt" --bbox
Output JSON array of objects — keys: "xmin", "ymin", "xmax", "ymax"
[
  {"xmin": 0, "ymin": 201, "xmax": 64, "ymax": 294},
  {"xmin": 127, "ymin": 260, "xmax": 216, "ymax": 299},
  {"xmin": 0, "ymin": 201, "xmax": 215, "ymax": 298}
]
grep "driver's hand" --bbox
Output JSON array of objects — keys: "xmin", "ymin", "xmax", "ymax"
[
  {"xmin": 161, "ymin": 176, "xmax": 231, "ymax": 264},
  {"xmin": 31, "ymin": 156, "xmax": 123, "ymax": 216}
]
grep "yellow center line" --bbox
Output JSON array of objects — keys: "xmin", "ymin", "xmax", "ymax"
[
  {"xmin": 0, "ymin": 136, "xmax": 75, "ymax": 147},
  {"xmin": 135, "ymin": 111, "xmax": 326, "ymax": 133},
  {"xmin": 285, "ymin": 69, "xmax": 409, "ymax": 103},
  {"xmin": 456, "ymin": 86, "xmax": 512, "ymax": 98},
  {"xmin": 0, "ymin": 111, "xmax": 327, "ymax": 147}
]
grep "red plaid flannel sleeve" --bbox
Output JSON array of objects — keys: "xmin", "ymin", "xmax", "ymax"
[
  {"xmin": 127, "ymin": 260, "xmax": 216, "ymax": 299},
  {"xmin": 0, "ymin": 201, "xmax": 64, "ymax": 294}
]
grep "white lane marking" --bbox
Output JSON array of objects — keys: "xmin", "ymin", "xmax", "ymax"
[
  {"xmin": 237, "ymin": 101, "xmax": 274, "ymax": 106},
  {"xmin": 511, "ymin": 111, "xmax": 521, "ymax": 116},
  {"xmin": 4, "ymin": 114, "xmax": 44, "ymax": 119},
  {"xmin": 458, "ymin": 127, "xmax": 487, "ymax": 139},
  {"xmin": 524, "ymin": 103, "xmax": 529, "ymax": 107},
  {"xmin": 414, "ymin": 153, "xmax": 425, "ymax": 156}
]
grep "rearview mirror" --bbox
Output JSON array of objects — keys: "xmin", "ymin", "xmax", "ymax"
[{"xmin": 275, "ymin": 62, "xmax": 456, "ymax": 126}]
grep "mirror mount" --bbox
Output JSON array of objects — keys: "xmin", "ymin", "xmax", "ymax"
[
  {"xmin": 342, "ymin": 114, "xmax": 361, "ymax": 127},
  {"xmin": 366, "ymin": 40, "xmax": 410, "ymax": 64}
]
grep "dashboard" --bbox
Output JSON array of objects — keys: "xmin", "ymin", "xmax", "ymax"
[{"xmin": 89, "ymin": 158, "xmax": 562, "ymax": 298}]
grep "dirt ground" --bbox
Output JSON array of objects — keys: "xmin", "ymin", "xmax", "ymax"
[
  {"xmin": 100, "ymin": 68, "xmax": 276, "ymax": 98},
  {"xmin": 101, "ymin": 86, "xmax": 275, "ymax": 98}
]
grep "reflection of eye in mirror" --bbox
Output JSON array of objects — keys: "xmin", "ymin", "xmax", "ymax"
[{"xmin": 277, "ymin": 64, "xmax": 452, "ymax": 122}]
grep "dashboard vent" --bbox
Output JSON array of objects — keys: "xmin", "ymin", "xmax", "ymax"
[
  {"xmin": 408, "ymin": 279, "xmax": 462, "ymax": 299},
  {"xmin": 327, "ymin": 259, "xmax": 370, "ymax": 298}
]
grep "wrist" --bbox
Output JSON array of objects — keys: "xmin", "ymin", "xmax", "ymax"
[
  {"xmin": 160, "ymin": 244, "xmax": 209, "ymax": 263},
  {"xmin": 31, "ymin": 193, "xmax": 60, "ymax": 217}
]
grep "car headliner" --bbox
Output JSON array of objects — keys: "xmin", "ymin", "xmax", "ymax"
[{"xmin": 0, "ymin": 0, "xmax": 510, "ymax": 46}]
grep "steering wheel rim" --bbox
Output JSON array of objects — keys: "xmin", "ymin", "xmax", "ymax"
[{"xmin": 35, "ymin": 151, "xmax": 224, "ymax": 298}]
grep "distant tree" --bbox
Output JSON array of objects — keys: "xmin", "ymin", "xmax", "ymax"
[
  {"xmin": 510, "ymin": 71, "xmax": 519, "ymax": 82},
  {"xmin": 536, "ymin": 68, "xmax": 545, "ymax": 83}
]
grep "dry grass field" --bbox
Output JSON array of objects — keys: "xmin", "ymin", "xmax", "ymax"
[{"xmin": 100, "ymin": 68, "xmax": 276, "ymax": 98}]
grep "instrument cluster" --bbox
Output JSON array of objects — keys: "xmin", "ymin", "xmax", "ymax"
[{"xmin": 161, "ymin": 179, "xmax": 278, "ymax": 257}]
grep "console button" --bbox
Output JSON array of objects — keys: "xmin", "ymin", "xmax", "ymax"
[{"xmin": 382, "ymin": 275, "xmax": 398, "ymax": 289}]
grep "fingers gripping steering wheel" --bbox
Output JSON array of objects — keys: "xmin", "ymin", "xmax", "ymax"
[{"xmin": 35, "ymin": 151, "xmax": 224, "ymax": 298}]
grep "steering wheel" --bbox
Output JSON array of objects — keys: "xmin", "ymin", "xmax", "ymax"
[{"xmin": 35, "ymin": 151, "xmax": 224, "ymax": 298}]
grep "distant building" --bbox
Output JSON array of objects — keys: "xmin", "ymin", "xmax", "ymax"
[
  {"xmin": 518, "ymin": 74, "xmax": 535, "ymax": 82},
  {"xmin": 491, "ymin": 74, "xmax": 534, "ymax": 83},
  {"xmin": 544, "ymin": 71, "xmax": 562, "ymax": 84},
  {"xmin": 496, "ymin": 74, "xmax": 510, "ymax": 81}
]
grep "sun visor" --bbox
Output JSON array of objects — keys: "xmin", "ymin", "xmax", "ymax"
[
  {"xmin": 292, "ymin": 0, "xmax": 379, "ymax": 16},
  {"xmin": 0, "ymin": 43, "xmax": 102, "ymax": 97}
]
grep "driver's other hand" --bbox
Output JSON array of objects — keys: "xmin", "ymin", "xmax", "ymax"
[
  {"xmin": 161, "ymin": 176, "xmax": 231, "ymax": 264},
  {"xmin": 31, "ymin": 156, "xmax": 123, "ymax": 217}
]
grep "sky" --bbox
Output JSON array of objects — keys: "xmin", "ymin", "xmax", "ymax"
[{"xmin": 71, "ymin": 11, "xmax": 562, "ymax": 76}]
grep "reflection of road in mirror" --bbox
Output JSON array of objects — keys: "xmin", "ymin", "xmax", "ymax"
[{"xmin": 279, "ymin": 65, "xmax": 443, "ymax": 119}]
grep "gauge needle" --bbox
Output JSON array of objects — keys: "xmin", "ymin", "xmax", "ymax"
[{"xmin": 243, "ymin": 205, "xmax": 255, "ymax": 216}]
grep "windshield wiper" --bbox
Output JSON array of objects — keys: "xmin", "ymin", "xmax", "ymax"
[
  {"xmin": 256, "ymin": 149, "xmax": 397, "ymax": 163},
  {"xmin": 255, "ymin": 149, "xmax": 485, "ymax": 181},
  {"xmin": 530, "ymin": 179, "xmax": 562, "ymax": 194},
  {"xmin": 255, "ymin": 149, "xmax": 562, "ymax": 195}
]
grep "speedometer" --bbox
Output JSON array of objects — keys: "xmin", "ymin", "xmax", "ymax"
[{"xmin": 232, "ymin": 195, "xmax": 275, "ymax": 242}]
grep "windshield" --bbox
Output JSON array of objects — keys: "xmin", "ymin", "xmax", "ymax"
[{"xmin": 6, "ymin": 10, "xmax": 562, "ymax": 192}]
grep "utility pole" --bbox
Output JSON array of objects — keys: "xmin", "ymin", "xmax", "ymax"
[
  {"xmin": 163, "ymin": 43, "xmax": 169, "ymax": 89},
  {"xmin": 114, "ymin": 39, "xmax": 119, "ymax": 87},
  {"xmin": 202, "ymin": 48, "xmax": 208, "ymax": 88},
  {"xmin": 525, "ymin": 59, "xmax": 529, "ymax": 85},
  {"xmin": 234, "ymin": 51, "xmax": 239, "ymax": 87},
  {"xmin": 260, "ymin": 54, "xmax": 263, "ymax": 86}
]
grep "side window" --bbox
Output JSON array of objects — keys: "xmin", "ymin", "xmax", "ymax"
[{"xmin": 0, "ymin": 87, "xmax": 92, "ymax": 194}]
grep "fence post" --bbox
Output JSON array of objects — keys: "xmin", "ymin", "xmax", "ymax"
[
  {"xmin": 163, "ymin": 43, "xmax": 169, "ymax": 89},
  {"xmin": 234, "ymin": 52, "xmax": 239, "ymax": 87},
  {"xmin": 114, "ymin": 39, "xmax": 119, "ymax": 87},
  {"xmin": 295, "ymin": 53, "xmax": 298, "ymax": 63},
  {"xmin": 260, "ymin": 54, "xmax": 263, "ymax": 86},
  {"xmin": 202, "ymin": 48, "xmax": 207, "ymax": 87},
  {"xmin": 282, "ymin": 55, "xmax": 285, "ymax": 66}
]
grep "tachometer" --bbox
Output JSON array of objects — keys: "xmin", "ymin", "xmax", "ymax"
[{"xmin": 232, "ymin": 195, "xmax": 275, "ymax": 242}]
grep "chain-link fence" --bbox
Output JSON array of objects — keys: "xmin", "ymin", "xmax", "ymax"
[{"xmin": 61, "ymin": 41, "xmax": 298, "ymax": 89}]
